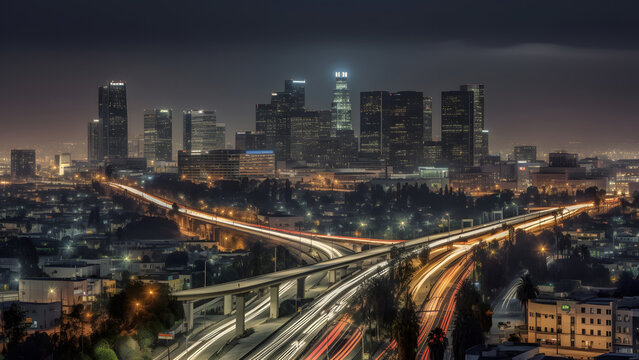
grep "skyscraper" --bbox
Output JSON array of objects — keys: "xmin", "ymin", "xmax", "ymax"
[
  {"xmin": 330, "ymin": 72, "xmax": 352, "ymax": 136},
  {"xmin": 255, "ymin": 79, "xmax": 307, "ymax": 161},
  {"xmin": 290, "ymin": 111, "xmax": 321, "ymax": 163},
  {"xmin": 359, "ymin": 91, "xmax": 424, "ymax": 173},
  {"xmin": 183, "ymin": 110, "xmax": 220, "ymax": 152},
  {"xmin": 216, "ymin": 123, "xmax": 226, "ymax": 149},
  {"xmin": 98, "ymin": 81, "xmax": 128, "ymax": 159},
  {"xmin": 88, "ymin": 119, "xmax": 100, "ymax": 162},
  {"xmin": 360, "ymin": 91, "xmax": 390, "ymax": 160},
  {"xmin": 460, "ymin": 84, "xmax": 485, "ymax": 165},
  {"xmin": 11, "ymin": 149, "xmax": 36, "ymax": 178},
  {"xmin": 387, "ymin": 91, "xmax": 424, "ymax": 173},
  {"xmin": 423, "ymin": 96, "xmax": 433, "ymax": 142},
  {"xmin": 441, "ymin": 91, "xmax": 474, "ymax": 169},
  {"xmin": 284, "ymin": 79, "xmax": 306, "ymax": 111},
  {"xmin": 144, "ymin": 109, "xmax": 173, "ymax": 163}
]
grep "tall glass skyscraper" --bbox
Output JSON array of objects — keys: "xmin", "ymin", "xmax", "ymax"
[
  {"xmin": 360, "ymin": 91, "xmax": 390, "ymax": 160},
  {"xmin": 183, "ymin": 110, "xmax": 220, "ymax": 152},
  {"xmin": 144, "ymin": 109, "xmax": 173, "ymax": 163},
  {"xmin": 87, "ymin": 119, "xmax": 100, "ymax": 162},
  {"xmin": 423, "ymin": 96, "xmax": 433, "ymax": 142},
  {"xmin": 98, "ymin": 81, "xmax": 128, "ymax": 159},
  {"xmin": 460, "ymin": 84, "xmax": 485, "ymax": 165},
  {"xmin": 330, "ymin": 72, "xmax": 352, "ymax": 136},
  {"xmin": 441, "ymin": 91, "xmax": 474, "ymax": 169}
]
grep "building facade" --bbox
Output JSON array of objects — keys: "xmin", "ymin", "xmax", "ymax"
[
  {"xmin": 460, "ymin": 84, "xmax": 486, "ymax": 165},
  {"xmin": 183, "ymin": 110, "xmax": 220, "ymax": 153},
  {"xmin": 331, "ymin": 72, "xmax": 352, "ymax": 137},
  {"xmin": 11, "ymin": 149, "xmax": 36, "ymax": 178},
  {"xmin": 143, "ymin": 109, "xmax": 173, "ymax": 163},
  {"xmin": 178, "ymin": 149, "xmax": 275, "ymax": 181},
  {"xmin": 515, "ymin": 146, "xmax": 537, "ymax": 162},
  {"xmin": 87, "ymin": 119, "xmax": 100, "ymax": 163},
  {"xmin": 98, "ymin": 81, "xmax": 128, "ymax": 159},
  {"xmin": 441, "ymin": 91, "xmax": 474, "ymax": 170}
]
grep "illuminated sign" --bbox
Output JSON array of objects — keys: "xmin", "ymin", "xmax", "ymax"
[
  {"xmin": 160, "ymin": 109, "xmax": 169, "ymax": 113},
  {"xmin": 519, "ymin": 167, "xmax": 527, "ymax": 171},
  {"xmin": 271, "ymin": 92, "xmax": 278, "ymax": 96},
  {"xmin": 561, "ymin": 304, "xmax": 570, "ymax": 312},
  {"xmin": 110, "ymin": 82, "xmax": 125, "ymax": 86},
  {"xmin": 245, "ymin": 150, "xmax": 274, "ymax": 155},
  {"xmin": 292, "ymin": 80, "xmax": 306, "ymax": 84},
  {"xmin": 335, "ymin": 71, "xmax": 348, "ymax": 78}
]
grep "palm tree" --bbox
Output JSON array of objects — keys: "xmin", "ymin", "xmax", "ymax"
[
  {"xmin": 427, "ymin": 327, "xmax": 448, "ymax": 360},
  {"xmin": 392, "ymin": 291, "xmax": 419, "ymax": 360},
  {"xmin": 516, "ymin": 273, "xmax": 539, "ymax": 329}
]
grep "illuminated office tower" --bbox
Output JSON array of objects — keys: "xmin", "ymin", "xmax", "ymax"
[
  {"xmin": 330, "ymin": 72, "xmax": 352, "ymax": 136},
  {"xmin": 255, "ymin": 79, "xmax": 306, "ymax": 161},
  {"xmin": 144, "ymin": 109, "xmax": 173, "ymax": 163},
  {"xmin": 359, "ymin": 91, "xmax": 390, "ymax": 160},
  {"xmin": 460, "ymin": 84, "xmax": 485, "ymax": 165},
  {"xmin": 11, "ymin": 149, "xmax": 36, "ymax": 178},
  {"xmin": 88, "ymin": 119, "xmax": 100, "ymax": 162},
  {"xmin": 183, "ymin": 110, "xmax": 219, "ymax": 152},
  {"xmin": 387, "ymin": 91, "xmax": 424, "ymax": 173},
  {"xmin": 290, "ymin": 111, "xmax": 322, "ymax": 164},
  {"xmin": 98, "ymin": 81, "xmax": 128, "ymax": 159},
  {"xmin": 423, "ymin": 96, "xmax": 433, "ymax": 142},
  {"xmin": 441, "ymin": 90, "xmax": 474, "ymax": 169}
]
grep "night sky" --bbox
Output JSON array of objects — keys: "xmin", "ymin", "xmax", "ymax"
[{"xmin": 2, "ymin": 0, "xmax": 639, "ymax": 159}]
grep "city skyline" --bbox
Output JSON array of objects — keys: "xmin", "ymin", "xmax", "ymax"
[{"xmin": 2, "ymin": 1, "xmax": 639, "ymax": 158}]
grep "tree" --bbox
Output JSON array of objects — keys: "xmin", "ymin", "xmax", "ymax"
[
  {"xmin": 3, "ymin": 304, "xmax": 27, "ymax": 350},
  {"xmin": 392, "ymin": 292, "xmax": 419, "ymax": 360},
  {"xmin": 419, "ymin": 247, "xmax": 431, "ymax": 266},
  {"xmin": 427, "ymin": 327, "xmax": 448, "ymax": 360},
  {"xmin": 515, "ymin": 273, "xmax": 539, "ymax": 328}
]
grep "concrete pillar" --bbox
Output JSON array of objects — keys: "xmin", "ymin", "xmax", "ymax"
[
  {"xmin": 235, "ymin": 293, "xmax": 246, "ymax": 336},
  {"xmin": 296, "ymin": 277, "xmax": 305, "ymax": 300},
  {"xmin": 328, "ymin": 270, "xmax": 336, "ymax": 284},
  {"xmin": 183, "ymin": 300, "xmax": 194, "ymax": 332},
  {"xmin": 269, "ymin": 285, "xmax": 279, "ymax": 319},
  {"xmin": 224, "ymin": 294, "xmax": 233, "ymax": 315}
]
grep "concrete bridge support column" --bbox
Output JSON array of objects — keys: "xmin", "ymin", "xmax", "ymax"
[
  {"xmin": 224, "ymin": 294, "xmax": 233, "ymax": 315},
  {"xmin": 183, "ymin": 300, "xmax": 194, "ymax": 332},
  {"xmin": 235, "ymin": 293, "xmax": 247, "ymax": 336},
  {"xmin": 328, "ymin": 270, "xmax": 336, "ymax": 284},
  {"xmin": 269, "ymin": 285, "xmax": 279, "ymax": 319},
  {"xmin": 296, "ymin": 277, "xmax": 306, "ymax": 300}
]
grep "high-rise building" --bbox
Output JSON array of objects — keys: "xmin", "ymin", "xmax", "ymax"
[
  {"xmin": 290, "ymin": 111, "xmax": 322, "ymax": 163},
  {"xmin": 87, "ymin": 119, "xmax": 100, "ymax": 162},
  {"xmin": 423, "ymin": 96, "xmax": 433, "ymax": 142},
  {"xmin": 441, "ymin": 91, "xmax": 474, "ymax": 169},
  {"xmin": 98, "ymin": 81, "xmax": 128, "ymax": 159},
  {"xmin": 216, "ymin": 123, "xmax": 226, "ymax": 149},
  {"xmin": 183, "ymin": 110, "xmax": 220, "ymax": 152},
  {"xmin": 11, "ymin": 149, "xmax": 36, "ymax": 178},
  {"xmin": 255, "ymin": 79, "xmax": 307, "ymax": 161},
  {"xmin": 330, "ymin": 72, "xmax": 352, "ymax": 136},
  {"xmin": 423, "ymin": 141, "xmax": 443, "ymax": 166},
  {"xmin": 460, "ymin": 84, "xmax": 485, "ymax": 165},
  {"xmin": 514, "ymin": 145, "xmax": 537, "ymax": 162},
  {"xmin": 143, "ymin": 109, "xmax": 173, "ymax": 163},
  {"xmin": 388, "ymin": 91, "xmax": 424, "ymax": 173},
  {"xmin": 359, "ymin": 91, "xmax": 424, "ymax": 173},
  {"xmin": 128, "ymin": 134, "xmax": 144, "ymax": 158},
  {"xmin": 284, "ymin": 80, "xmax": 306, "ymax": 111},
  {"xmin": 359, "ymin": 91, "xmax": 390, "ymax": 160}
]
